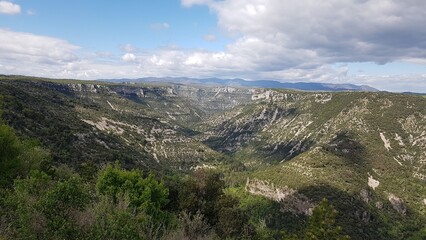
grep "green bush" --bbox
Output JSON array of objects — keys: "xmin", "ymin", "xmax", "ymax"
[
  {"xmin": 304, "ymin": 198, "xmax": 350, "ymax": 240},
  {"xmin": 97, "ymin": 163, "xmax": 172, "ymax": 228}
]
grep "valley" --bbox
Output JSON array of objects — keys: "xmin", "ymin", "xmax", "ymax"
[{"xmin": 1, "ymin": 76, "xmax": 426, "ymax": 239}]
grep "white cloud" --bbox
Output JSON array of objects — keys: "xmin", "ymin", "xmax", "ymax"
[
  {"xmin": 0, "ymin": 29, "xmax": 84, "ymax": 79},
  {"xmin": 121, "ymin": 44, "xmax": 138, "ymax": 53},
  {"xmin": 0, "ymin": 29, "xmax": 79, "ymax": 64},
  {"xmin": 177, "ymin": 0, "xmax": 426, "ymax": 91},
  {"xmin": 122, "ymin": 53, "xmax": 136, "ymax": 62},
  {"xmin": 403, "ymin": 58, "xmax": 426, "ymax": 65},
  {"xmin": 184, "ymin": 55, "xmax": 203, "ymax": 66},
  {"xmin": 181, "ymin": 0, "xmax": 213, "ymax": 7},
  {"xmin": 0, "ymin": 1, "xmax": 20, "ymax": 14},
  {"xmin": 349, "ymin": 74, "xmax": 426, "ymax": 93},
  {"xmin": 3, "ymin": 0, "xmax": 426, "ymax": 93},
  {"xmin": 26, "ymin": 9, "xmax": 36, "ymax": 15},
  {"xmin": 203, "ymin": 34, "xmax": 217, "ymax": 42},
  {"xmin": 203, "ymin": 0, "xmax": 426, "ymax": 67},
  {"xmin": 150, "ymin": 22, "xmax": 170, "ymax": 30}
]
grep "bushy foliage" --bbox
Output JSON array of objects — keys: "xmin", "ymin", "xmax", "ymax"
[
  {"xmin": 42, "ymin": 177, "xmax": 90, "ymax": 239},
  {"xmin": 176, "ymin": 211, "xmax": 211, "ymax": 240},
  {"xmin": 97, "ymin": 163, "xmax": 171, "ymax": 224},
  {"xmin": 215, "ymin": 194, "xmax": 255, "ymax": 239},
  {"xmin": 304, "ymin": 198, "xmax": 350, "ymax": 240},
  {"xmin": 88, "ymin": 195, "xmax": 148, "ymax": 240},
  {"xmin": 5, "ymin": 170, "xmax": 89, "ymax": 239},
  {"xmin": 0, "ymin": 124, "xmax": 22, "ymax": 187},
  {"xmin": 4, "ymin": 78, "xmax": 426, "ymax": 239},
  {"xmin": 0, "ymin": 124, "xmax": 50, "ymax": 188}
]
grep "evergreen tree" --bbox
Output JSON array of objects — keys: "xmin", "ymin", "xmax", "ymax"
[
  {"xmin": 0, "ymin": 124, "xmax": 23, "ymax": 187},
  {"xmin": 96, "ymin": 163, "xmax": 172, "ymax": 227},
  {"xmin": 304, "ymin": 198, "xmax": 350, "ymax": 240}
]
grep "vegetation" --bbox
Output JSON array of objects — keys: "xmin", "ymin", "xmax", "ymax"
[
  {"xmin": 1, "ymin": 76, "xmax": 426, "ymax": 239},
  {"xmin": 0, "ymin": 129, "xmax": 351, "ymax": 239},
  {"xmin": 304, "ymin": 199, "xmax": 350, "ymax": 240}
]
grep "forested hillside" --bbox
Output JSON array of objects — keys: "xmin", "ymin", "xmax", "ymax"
[{"xmin": 1, "ymin": 76, "xmax": 425, "ymax": 239}]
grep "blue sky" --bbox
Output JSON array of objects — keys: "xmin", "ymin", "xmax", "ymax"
[
  {"xmin": 1, "ymin": 0, "xmax": 228, "ymax": 51},
  {"xmin": 0, "ymin": 0, "xmax": 426, "ymax": 92}
]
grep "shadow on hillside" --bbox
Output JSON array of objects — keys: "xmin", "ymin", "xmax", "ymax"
[
  {"xmin": 259, "ymin": 139, "xmax": 316, "ymax": 162},
  {"xmin": 203, "ymin": 107, "xmax": 299, "ymax": 154},
  {"xmin": 0, "ymin": 80, "xmax": 160, "ymax": 172},
  {"xmin": 294, "ymin": 183, "xmax": 424, "ymax": 240},
  {"xmin": 323, "ymin": 131, "xmax": 368, "ymax": 167}
]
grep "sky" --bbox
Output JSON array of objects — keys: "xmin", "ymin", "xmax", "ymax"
[{"xmin": 0, "ymin": 0, "xmax": 426, "ymax": 92}]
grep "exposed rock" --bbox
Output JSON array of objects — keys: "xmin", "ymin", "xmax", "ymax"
[
  {"xmin": 413, "ymin": 171, "xmax": 426, "ymax": 181},
  {"xmin": 314, "ymin": 94, "xmax": 332, "ymax": 103},
  {"xmin": 245, "ymin": 178, "xmax": 314, "ymax": 216},
  {"xmin": 69, "ymin": 83, "xmax": 82, "ymax": 91},
  {"xmin": 191, "ymin": 164, "xmax": 217, "ymax": 170},
  {"xmin": 379, "ymin": 98, "xmax": 393, "ymax": 110},
  {"xmin": 394, "ymin": 133, "xmax": 405, "ymax": 146},
  {"xmin": 368, "ymin": 175, "xmax": 380, "ymax": 190},
  {"xmin": 165, "ymin": 87, "xmax": 176, "ymax": 96},
  {"xmin": 394, "ymin": 153, "xmax": 415, "ymax": 165},
  {"xmin": 400, "ymin": 114, "xmax": 426, "ymax": 147},
  {"xmin": 252, "ymin": 90, "xmax": 272, "ymax": 101},
  {"xmin": 107, "ymin": 101, "xmax": 116, "ymax": 111},
  {"xmin": 68, "ymin": 83, "xmax": 98, "ymax": 93},
  {"xmin": 380, "ymin": 132, "xmax": 392, "ymax": 151},
  {"xmin": 375, "ymin": 201, "xmax": 383, "ymax": 209},
  {"xmin": 393, "ymin": 157, "xmax": 403, "ymax": 166},
  {"xmin": 423, "ymin": 199, "xmax": 426, "ymax": 205},
  {"xmin": 388, "ymin": 193, "xmax": 406, "ymax": 215},
  {"xmin": 82, "ymin": 118, "xmax": 124, "ymax": 135}
]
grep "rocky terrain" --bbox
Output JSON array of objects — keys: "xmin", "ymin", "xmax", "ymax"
[{"xmin": 0, "ymin": 75, "xmax": 425, "ymax": 239}]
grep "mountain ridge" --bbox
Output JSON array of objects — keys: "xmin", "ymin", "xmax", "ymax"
[
  {"xmin": 1, "ymin": 75, "xmax": 426, "ymax": 239},
  {"xmin": 100, "ymin": 77, "xmax": 380, "ymax": 92}
]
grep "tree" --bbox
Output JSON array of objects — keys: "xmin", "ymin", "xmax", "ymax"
[
  {"xmin": 96, "ymin": 163, "xmax": 171, "ymax": 225},
  {"xmin": 7, "ymin": 170, "xmax": 89, "ymax": 239},
  {"xmin": 0, "ymin": 124, "xmax": 23, "ymax": 187},
  {"xmin": 41, "ymin": 176, "xmax": 89, "ymax": 239},
  {"xmin": 195, "ymin": 170, "xmax": 224, "ymax": 225},
  {"xmin": 0, "ymin": 124, "xmax": 50, "ymax": 188},
  {"xmin": 7, "ymin": 170, "xmax": 52, "ymax": 239},
  {"xmin": 177, "ymin": 211, "xmax": 211, "ymax": 240},
  {"xmin": 87, "ymin": 195, "xmax": 142, "ymax": 240},
  {"xmin": 215, "ymin": 195, "xmax": 254, "ymax": 239},
  {"xmin": 304, "ymin": 198, "xmax": 350, "ymax": 240}
]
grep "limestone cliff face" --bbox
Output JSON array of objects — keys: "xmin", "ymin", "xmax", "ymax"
[
  {"xmin": 245, "ymin": 178, "xmax": 314, "ymax": 216},
  {"xmin": 1, "ymin": 78, "xmax": 426, "ymax": 223},
  {"xmin": 65, "ymin": 83, "xmax": 426, "ymax": 211},
  {"xmin": 58, "ymin": 82, "xmax": 257, "ymax": 168}
]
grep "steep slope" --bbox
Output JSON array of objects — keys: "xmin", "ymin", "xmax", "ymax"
[
  {"xmin": 203, "ymin": 90, "xmax": 426, "ymax": 239},
  {"xmin": 0, "ymin": 77, "xmax": 252, "ymax": 170},
  {"xmin": 1, "ymin": 76, "xmax": 425, "ymax": 239}
]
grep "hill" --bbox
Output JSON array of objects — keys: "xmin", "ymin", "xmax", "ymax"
[
  {"xmin": 102, "ymin": 77, "xmax": 379, "ymax": 92},
  {"xmin": 0, "ymin": 75, "xmax": 425, "ymax": 239}
]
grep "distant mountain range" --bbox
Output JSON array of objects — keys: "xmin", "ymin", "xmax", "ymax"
[{"xmin": 101, "ymin": 77, "xmax": 379, "ymax": 92}]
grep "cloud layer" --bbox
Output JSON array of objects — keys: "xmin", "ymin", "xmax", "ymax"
[
  {"xmin": 0, "ymin": 1, "xmax": 20, "ymax": 14},
  {"xmin": 1, "ymin": 1, "xmax": 426, "ymax": 92},
  {"xmin": 210, "ymin": 0, "xmax": 426, "ymax": 66}
]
